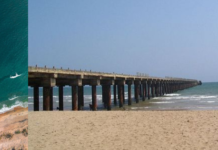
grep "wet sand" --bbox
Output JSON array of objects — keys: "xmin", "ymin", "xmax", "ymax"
[
  {"xmin": 0, "ymin": 106, "xmax": 28, "ymax": 150},
  {"xmin": 29, "ymin": 111, "xmax": 218, "ymax": 150}
]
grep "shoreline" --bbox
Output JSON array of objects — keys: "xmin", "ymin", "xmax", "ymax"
[
  {"xmin": 0, "ymin": 106, "xmax": 28, "ymax": 150},
  {"xmin": 0, "ymin": 100, "xmax": 28, "ymax": 114}
]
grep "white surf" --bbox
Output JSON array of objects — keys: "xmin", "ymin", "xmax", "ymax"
[
  {"xmin": 9, "ymin": 96, "xmax": 18, "ymax": 101},
  {"xmin": 10, "ymin": 73, "xmax": 21, "ymax": 79}
]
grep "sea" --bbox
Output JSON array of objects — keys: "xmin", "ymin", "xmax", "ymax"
[
  {"xmin": 28, "ymin": 82, "xmax": 218, "ymax": 111},
  {"xmin": 0, "ymin": 0, "xmax": 28, "ymax": 114}
]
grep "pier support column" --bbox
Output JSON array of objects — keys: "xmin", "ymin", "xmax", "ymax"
[
  {"xmin": 142, "ymin": 82, "xmax": 146, "ymax": 101},
  {"xmin": 139, "ymin": 84, "xmax": 142, "ymax": 98},
  {"xmin": 155, "ymin": 82, "xmax": 159, "ymax": 97},
  {"xmin": 118, "ymin": 85, "xmax": 123, "ymax": 107},
  {"xmin": 118, "ymin": 85, "xmax": 120, "ymax": 100},
  {"xmin": 128, "ymin": 84, "xmax": 131, "ymax": 105},
  {"xmin": 33, "ymin": 86, "xmax": 39, "ymax": 111},
  {"xmin": 43, "ymin": 87, "xmax": 51, "ymax": 111},
  {"xmin": 78, "ymin": 86, "xmax": 83, "ymax": 110},
  {"xmin": 134, "ymin": 81, "xmax": 139, "ymax": 103},
  {"xmin": 102, "ymin": 85, "xmax": 107, "ymax": 108},
  {"xmin": 101, "ymin": 79, "xmax": 113, "ymax": 110},
  {"xmin": 169, "ymin": 83, "xmax": 172, "ymax": 93},
  {"xmin": 58, "ymin": 86, "xmax": 64, "ymax": 111},
  {"xmin": 167, "ymin": 83, "xmax": 170, "ymax": 93},
  {"xmin": 72, "ymin": 85, "xmax": 77, "ymax": 110},
  {"xmin": 92, "ymin": 85, "xmax": 97, "ymax": 111},
  {"xmin": 81, "ymin": 86, "xmax": 84, "ymax": 107},
  {"xmin": 118, "ymin": 84, "xmax": 123, "ymax": 107},
  {"xmin": 151, "ymin": 82, "xmax": 155, "ymax": 98},
  {"xmin": 144, "ymin": 82, "xmax": 147, "ymax": 100},
  {"xmin": 159, "ymin": 82, "xmax": 162, "ymax": 96},
  {"xmin": 147, "ymin": 81, "xmax": 151, "ymax": 100},
  {"xmin": 102, "ymin": 85, "xmax": 104, "ymax": 103},
  {"xmin": 50, "ymin": 87, "xmax": 53, "ymax": 111},
  {"xmin": 106, "ymin": 85, "xmax": 111, "ymax": 110},
  {"xmin": 134, "ymin": 84, "xmax": 136, "ymax": 101},
  {"xmin": 113, "ymin": 85, "xmax": 117, "ymax": 106},
  {"xmin": 162, "ymin": 83, "xmax": 165, "ymax": 95},
  {"xmin": 122, "ymin": 85, "xmax": 125, "ymax": 104}
]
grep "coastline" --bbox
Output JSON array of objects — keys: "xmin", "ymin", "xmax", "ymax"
[
  {"xmin": 0, "ymin": 106, "xmax": 28, "ymax": 150},
  {"xmin": 0, "ymin": 101, "xmax": 28, "ymax": 114},
  {"xmin": 29, "ymin": 111, "xmax": 218, "ymax": 150}
]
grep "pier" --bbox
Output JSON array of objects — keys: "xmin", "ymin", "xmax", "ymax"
[{"xmin": 28, "ymin": 66, "xmax": 201, "ymax": 111}]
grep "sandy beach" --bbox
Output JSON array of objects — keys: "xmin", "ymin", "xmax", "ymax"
[
  {"xmin": 28, "ymin": 111, "xmax": 218, "ymax": 150},
  {"xmin": 0, "ymin": 107, "xmax": 28, "ymax": 150}
]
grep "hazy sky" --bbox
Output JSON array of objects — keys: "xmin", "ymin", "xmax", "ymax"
[{"xmin": 29, "ymin": 0, "xmax": 218, "ymax": 82}]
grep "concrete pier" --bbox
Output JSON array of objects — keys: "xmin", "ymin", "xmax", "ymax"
[{"xmin": 28, "ymin": 66, "xmax": 201, "ymax": 111}]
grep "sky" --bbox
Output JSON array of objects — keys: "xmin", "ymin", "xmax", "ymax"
[{"xmin": 29, "ymin": 0, "xmax": 218, "ymax": 82}]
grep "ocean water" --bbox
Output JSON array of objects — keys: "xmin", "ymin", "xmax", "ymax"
[
  {"xmin": 0, "ymin": 0, "xmax": 28, "ymax": 113},
  {"xmin": 28, "ymin": 82, "xmax": 218, "ymax": 111}
]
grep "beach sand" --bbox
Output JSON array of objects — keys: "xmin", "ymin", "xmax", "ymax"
[
  {"xmin": 29, "ymin": 111, "xmax": 218, "ymax": 150},
  {"xmin": 0, "ymin": 106, "xmax": 28, "ymax": 150}
]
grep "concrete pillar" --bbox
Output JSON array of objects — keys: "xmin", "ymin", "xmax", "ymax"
[
  {"xmin": 81, "ymin": 86, "xmax": 84, "ymax": 107},
  {"xmin": 59, "ymin": 86, "xmax": 64, "ymax": 111},
  {"xmin": 142, "ymin": 84, "xmax": 145, "ymax": 101},
  {"xmin": 43, "ymin": 87, "xmax": 51, "ymax": 111},
  {"xmin": 118, "ymin": 85, "xmax": 120, "ymax": 100},
  {"xmin": 128, "ymin": 84, "xmax": 131, "ymax": 105},
  {"xmin": 33, "ymin": 86, "xmax": 39, "ymax": 111},
  {"xmin": 50, "ymin": 87, "xmax": 53, "ymax": 111},
  {"xmin": 139, "ymin": 84, "xmax": 142, "ymax": 98},
  {"xmin": 169, "ymin": 83, "xmax": 171, "ymax": 93},
  {"xmin": 102, "ymin": 85, "xmax": 106, "ymax": 108},
  {"xmin": 162, "ymin": 83, "xmax": 165, "ymax": 95},
  {"xmin": 155, "ymin": 82, "xmax": 159, "ymax": 97},
  {"xmin": 119, "ymin": 85, "xmax": 123, "ymax": 107},
  {"xmin": 167, "ymin": 83, "xmax": 170, "ymax": 93},
  {"xmin": 113, "ymin": 85, "xmax": 117, "ymax": 105},
  {"xmin": 92, "ymin": 85, "xmax": 97, "ymax": 111},
  {"xmin": 122, "ymin": 85, "xmax": 125, "ymax": 104},
  {"xmin": 78, "ymin": 86, "xmax": 83, "ymax": 110},
  {"xmin": 148, "ymin": 82, "xmax": 151, "ymax": 100},
  {"xmin": 106, "ymin": 85, "xmax": 111, "ymax": 110},
  {"xmin": 151, "ymin": 83, "xmax": 155, "ymax": 98},
  {"xmin": 159, "ymin": 82, "xmax": 162, "ymax": 96},
  {"xmin": 144, "ymin": 82, "xmax": 147, "ymax": 100},
  {"xmin": 72, "ymin": 85, "xmax": 77, "ymax": 110},
  {"xmin": 135, "ymin": 83, "xmax": 139, "ymax": 103},
  {"xmin": 102, "ymin": 85, "xmax": 104, "ymax": 104}
]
